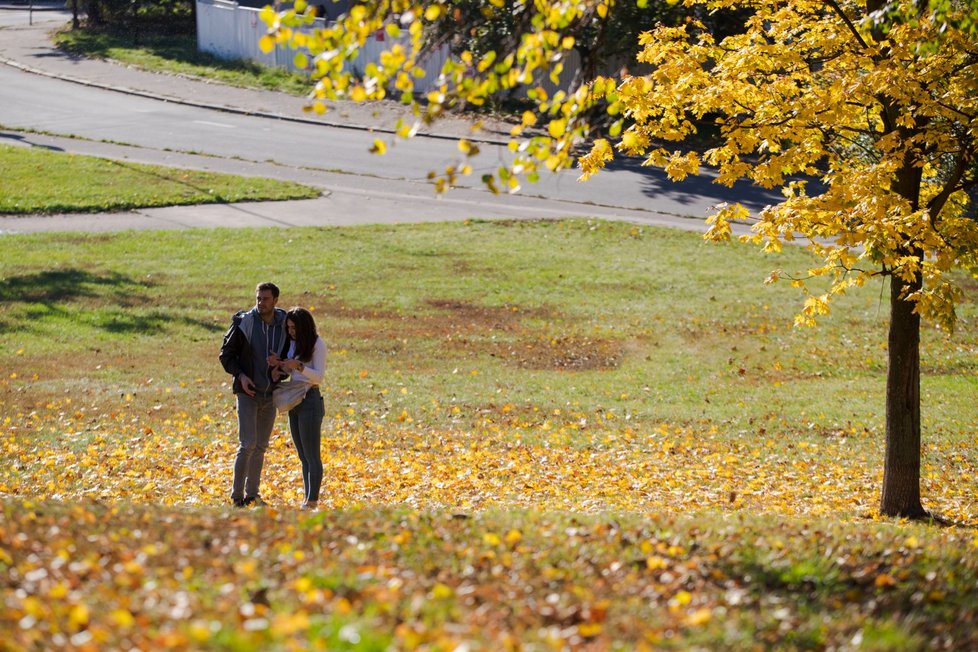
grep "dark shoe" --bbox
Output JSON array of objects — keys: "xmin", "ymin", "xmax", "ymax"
[
  {"xmin": 232, "ymin": 497, "xmax": 246, "ymax": 508},
  {"xmin": 243, "ymin": 495, "xmax": 266, "ymax": 507}
]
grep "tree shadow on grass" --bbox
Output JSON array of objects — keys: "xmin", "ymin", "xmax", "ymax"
[
  {"xmin": 0, "ymin": 269, "xmax": 221, "ymax": 335},
  {"xmin": 0, "ymin": 269, "xmax": 143, "ymax": 303},
  {"xmin": 99, "ymin": 310, "xmax": 222, "ymax": 335}
]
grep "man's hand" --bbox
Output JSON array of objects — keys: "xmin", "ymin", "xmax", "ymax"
[
  {"xmin": 238, "ymin": 373, "xmax": 256, "ymax": 397},
  {"xmin": 267, "ymin": 353, "xmax": 286, "ymax": 381}
]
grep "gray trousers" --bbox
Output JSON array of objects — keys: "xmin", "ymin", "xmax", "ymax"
[{"xmin": 231, "ymin": 392, "xmax": 276, "ymax": 501}]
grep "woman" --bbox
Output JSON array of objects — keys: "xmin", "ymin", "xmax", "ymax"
[{"xmin": 269, "ymin": 307, "xmax": 326, "ymax": 510}]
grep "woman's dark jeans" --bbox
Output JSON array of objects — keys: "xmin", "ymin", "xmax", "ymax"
[{"xmin": 288, "ymin": 386, "xmax": 324, "ymax": 503}]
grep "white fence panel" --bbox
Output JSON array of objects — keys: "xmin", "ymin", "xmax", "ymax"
[
  {"xmin": 195, "ymin": 0, "xmax": 574, "ymax": 95},
  {"xmin": 195, "ymin": 0, "xmax": 241, "ymax": 61}
]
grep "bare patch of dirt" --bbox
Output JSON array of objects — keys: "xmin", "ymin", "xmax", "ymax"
[
  {"xmin": 303, "ymin": 297, "xmax": 625, "ymax": 372},
  {"xmin": 423, "ymin": 299, "xmax": 553, "ymax": 333},
  {"xmin": 487, "ymin": 335, "xmax": 625, "ymax": 371}
]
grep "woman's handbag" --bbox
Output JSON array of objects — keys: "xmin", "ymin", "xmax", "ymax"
[{"xmin": 273, "ymin": 380, "xmax": 309, "ymax": 414}]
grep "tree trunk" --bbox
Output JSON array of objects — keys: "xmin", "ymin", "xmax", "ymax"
[{"xmin": 880, "ymin": 273, "xmax": 927, "ymax": 518}]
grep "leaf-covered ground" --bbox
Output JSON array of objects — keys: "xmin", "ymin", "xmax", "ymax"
[
  {"xmin": 3, "ymin": 500, "xmax": 978, "ymax": 650},
  {"xmin": 2, "ymin": 398, "xmax": 977, "ymax": 521},
  {"xmin": 3, "ymin": 399, "xmax": 978, "ymax": 649},
  {"xmin": 2, "ymin": 220, "xmax": 977, "ymax": 649}
]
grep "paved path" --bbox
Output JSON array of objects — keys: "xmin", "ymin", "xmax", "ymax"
[{"xmin": 0, "ymin": 14, "xmax": 754, "ymax": 236}]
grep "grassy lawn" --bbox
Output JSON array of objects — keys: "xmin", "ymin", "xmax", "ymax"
[
  {"xmin": 2, "ymin": 220, "xmax": 977, "ymax": 648},
  {"xmin": 53, "ymin": 28, "xmax": 314, "ymax": 95},
  {"xmin": 0, "ymin": 144, "xmax": 321, "ymax": 214}
]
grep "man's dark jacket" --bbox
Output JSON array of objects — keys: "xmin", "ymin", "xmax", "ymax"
[{"xmin": 219, "ymin": 307, "xmax": 290, "ymax": 395}]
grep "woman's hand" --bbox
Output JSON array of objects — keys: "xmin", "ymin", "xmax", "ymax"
[{"xmin": 269, "ymin": 353, "xmax": 300, "ymax": 372}]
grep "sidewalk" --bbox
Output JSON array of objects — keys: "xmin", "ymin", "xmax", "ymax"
[{"xmin": 0, "ymin": 17, "xmax": 514, "ymax": 142}]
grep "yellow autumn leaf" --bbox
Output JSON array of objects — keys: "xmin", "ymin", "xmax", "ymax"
[
  {"xmin": 258, "ymin": 35, "xmax": 275, "ymax": 54},
  {"xmin": 188, "ymin": 622, "xmax": 212, "ymax": 643},
  {"xmin": 110, "ymin": 609, "xmax": 136, "ymax": 628},
  {"xmin": 431, "ymin": 583, "xmax": 454, "ymax": 599},
  {"xmin": 272, "ymin": 611, "xmax": 310, "ymax": 635},
  {"xmin": 548, "ymin": 119, "xmax": 567, "ymax": 138},
  {"xmin": 68, "ymin": 603, "xmax": 90, "ymax": 629},
  {"xmin": 578, "ymin": 622, "xmax": 603, "ymax": 637},
  {"xmin": 350, "ymin": 86, "xmax": 368, "ymax": 102},
  {"xmin": 685, "ymin": 607, "xmax": 713, "ymax": 626},
  {"xmin": 257, "ymin": 5, "xmax": 275, "ymax": 24},
  {"xmin": 671, "ymin": 590, "xmax": 692, "ymax": 609},
  {"xmin": 646, "ymin": 556, "xmax": 669, "ymax": 570},
  {"xmin": 875, "ymin": 574, "xmax": 897, "ymax": 588},
  {"xmin": 48, "ymin": 582, "xmax": 68, "ymax": 599}
]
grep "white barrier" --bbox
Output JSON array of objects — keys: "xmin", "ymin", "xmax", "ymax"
[
  {"xmin": 195, "ymin": 0, "xmax": 576, "ymax": 95},
  {"xmin": 196, "ymin": 0, "xmax": 449, "ymax": 88}
]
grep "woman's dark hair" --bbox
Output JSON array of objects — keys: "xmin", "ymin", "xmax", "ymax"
[{"xmin": 286, "ymin": 307, "xmax": 318, "ymax": 362}]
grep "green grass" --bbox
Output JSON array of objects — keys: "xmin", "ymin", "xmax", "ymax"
[
  {"xmin": 53, "ymin": 28, "xmax": 314, "ymax": 95},
  {"xmin": 0, "ymin": 144, "xmax": 321, "ymax": 214},
  {"xmin": 2, "ymin": 219, "xmax": 975, "ymax": 438}
]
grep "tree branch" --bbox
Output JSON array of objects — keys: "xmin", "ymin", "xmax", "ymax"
[
  {"xmin": 928, "ymin": 151, "xmax": 973, "ymax": 218},
  {"xmin": 824, "ymin": 0, "xmax": 871, "ymax": 50}
]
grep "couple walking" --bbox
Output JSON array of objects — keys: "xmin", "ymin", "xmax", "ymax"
[{"xmin": 218, "ymin": 282, "xmax": 327, "ymax": 509}]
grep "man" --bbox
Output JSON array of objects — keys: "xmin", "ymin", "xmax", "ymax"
[{"xmin": 219, "ymin": 282, "xmax": 290, "ymax": 507}]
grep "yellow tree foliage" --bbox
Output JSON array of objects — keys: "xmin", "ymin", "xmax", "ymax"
[
  {"xmin": 604, "ymin": 1, "xmax": 978, "ymax": 333},
  {"xmin": 263, "ymin": 0, "xmax": 977, "ymax": 327},
  {"xmin": 263, "ymin": 0, "xmax": 978, "ymax": 518}
]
